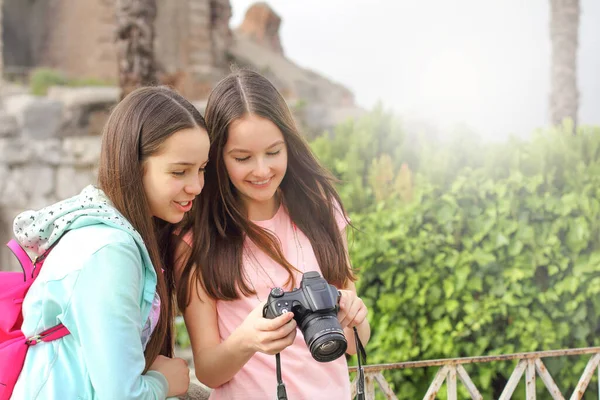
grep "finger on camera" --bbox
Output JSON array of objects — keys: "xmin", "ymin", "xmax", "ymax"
[
  {"xmin": 347, "ymin": 300, "xmax": 364, "ymax": 321},
  {"xmin": 341, "ymin": 308, "xmax": 360, "ymax": 327},
  {"xmin": 261, "ymin": 310, "xmax": 294, "ymax": 331},
  {"xmin": 338, "ymin": 290, "xmax": 355, "ymax": 307},
  {"xmin": 346, "ymin": 308, "xmax": 368, "ymax": 329},
  {"xmin": 337, "ymin": 308, "xmax": 349, "ymax": 323},
  {"xmin": 265, "ymin": 318, "xmax": 297, "ymax": 341}
]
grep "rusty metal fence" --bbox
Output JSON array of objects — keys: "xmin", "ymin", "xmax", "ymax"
[{"xmin": 349, "ymin": 347, "xmax": 600, "ymax": 399}]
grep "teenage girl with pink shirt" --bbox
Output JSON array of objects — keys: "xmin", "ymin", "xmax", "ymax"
[{"xmin": 176, "ymin": 69, "xmax": 371, "ymax": 400}]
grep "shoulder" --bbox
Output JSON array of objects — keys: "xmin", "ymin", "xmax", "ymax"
[
  {"xmin": 59, "ymin": 224, "xmax": 139, "ymax": 255},
  {"xmin": 330, "ymin": 197, "xmax": 350, "ymax": 231},
  {"xmin": 42, "ymin": 225, "xmax": 143, "ymax": 281}
]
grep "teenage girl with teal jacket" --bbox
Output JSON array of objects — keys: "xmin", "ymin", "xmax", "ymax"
[{"xmin": 11, "ymin": 86, "xmax": 210, "ymax": 399}]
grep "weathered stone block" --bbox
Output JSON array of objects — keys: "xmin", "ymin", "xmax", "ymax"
[
  {"xmin": 1, "ymin": 165, "xmax": 55, "ymax": 208},
  {"xmin": 61, "ymin": 137, "xmax": 102, "ymax": 166},
  {"xmin": 4, "ymin": 94, "xmax": 64, "ymax": 139},
  {"xmin": 0, "ymin": 165, "xmax": 9, "ymax": 198},
  {"xmin": 47, "ymin": 87, "xmax": 118, "ymax": 137},
  {"xmin": 0, "ymin": 138, "xmax": 33, "ymax": 164},
  {"xmin": 56, "ymin": 166, "xmax": 95, "ymax": 200},
  {"xmin": 0, "ymin": 112, "xmax": 19, "ymax": 137},
  {"xmin": 31, "ymin": 139, "xmax": 63, "ymax": 166},
  {"xmin": 24, "ymin": 165, "xmax": 55, "ymax": 197},
  {"xmin": 2, "ymin": 169, "xmax": 29, "ymax": 208}
]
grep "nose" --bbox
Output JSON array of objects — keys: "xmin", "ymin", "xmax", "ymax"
[
  {"xmin": 254, "ymin": 157, "xmax": 270, "ymax": 178},
  {"xmin": 185, "ymin": 173, "xmax": 204, "ymax": 196}
]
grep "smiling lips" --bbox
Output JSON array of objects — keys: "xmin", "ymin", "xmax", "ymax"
[
  {"xmin": 174, "ymin": 200, "xmax": 193, "ymax": 212},
  {"xmin": 249, "ymin": 177, "xmax": 272, "ymax": 187}
]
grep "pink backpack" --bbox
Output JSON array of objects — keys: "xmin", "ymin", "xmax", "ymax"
[{"xmin": 0, "ymin": 239, "xmax": 70, "ymax": 400}]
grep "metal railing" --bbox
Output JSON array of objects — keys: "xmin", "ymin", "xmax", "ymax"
[{"xmin": 349, "ymin": 347, "xmax": 600, "ymax": 399}]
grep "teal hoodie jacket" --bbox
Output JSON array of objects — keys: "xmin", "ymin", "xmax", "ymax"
[{"xmin": 10, "ymin": 185, "xmax": 169, "ymax": 399}]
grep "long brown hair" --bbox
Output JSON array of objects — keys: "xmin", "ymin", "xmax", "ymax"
[
  {"xmin": 178, "ymin": 69, "xmax": 355, "ymax": 307},
  {"xmin": 97, "ymin": 86, "xmax": 207, "ymax": 371}
]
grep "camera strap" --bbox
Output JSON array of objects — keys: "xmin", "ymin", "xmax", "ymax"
[
  {"xmin": 273, "ymin": 328, "xmax": 367, "ymax": 400},
  {"xmin": 276, "ymin": 353, "xmax": 288, "ymax": 400},
  {"xmin": 354, "ymin": 326, "xmax": 367, "ymax": 400}
]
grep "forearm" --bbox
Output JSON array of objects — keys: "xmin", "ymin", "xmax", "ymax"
[
  {"xmin": 344, "ymin": 319, "xmax": 371, "ymax": 356},
  {"xmin": 193, "ymin": 328, "xmax": 255, "ymax": 388}
]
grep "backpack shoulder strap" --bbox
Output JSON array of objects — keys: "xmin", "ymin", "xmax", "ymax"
[
  {"xmin": 6, "ymin": 240, "xmax": 35, "ymax": 282},
  {"xmin": 26, "ymin": 324, "xmax": 70, "ymax": 346}
]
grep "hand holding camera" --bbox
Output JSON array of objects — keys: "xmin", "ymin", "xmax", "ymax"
[
  {"xmin": 237, "ymin": 300, "xmax": 297, "ymax": 356},
  {"xmin": 337, "ymin": 289, "xmax": 368, "ymax": 329},
  {"xmin": 263, "ymin": 271, "xmax": 348, "ymax": 363}
]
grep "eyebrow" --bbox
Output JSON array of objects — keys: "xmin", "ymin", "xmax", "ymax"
[
  {"xmin": 228, "ymin": 140, "xmax": 285, "ymax": 154},
  {"xmin": 169, "ymin": 160, "xmax": 209, "ymax": 167}
]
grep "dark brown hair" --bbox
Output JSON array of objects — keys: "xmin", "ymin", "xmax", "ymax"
[
  {"xmin": 178, "ymin": 69, "xmax": 355, "ymax": 307},
  {"xmin": 97, "ymin": 86, "xmax": 207, "ymax": 371}
]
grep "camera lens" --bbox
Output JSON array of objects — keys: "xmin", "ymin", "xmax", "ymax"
[
  {"xmin": 319, "ymin": 341, "xmax": 337, "ymax": 352},
  {"xmin": 299, "ymin": 314, "xmax": 347, "ymax": 362}
]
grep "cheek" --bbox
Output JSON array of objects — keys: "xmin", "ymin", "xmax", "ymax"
[
  {"xmin": 277, "ymin": 154, "xmax": 288, "ymax": 175},
  {"xmin": 166, "ymin": 178, "xmax": 186, "ymax": 196},
  {"xmin": 141, "ymin": 168, "xmax": 157, "ymax": 200},
  {"xmin": 224, "ymin": 160, "xmax": 246, "ymax": 183}
]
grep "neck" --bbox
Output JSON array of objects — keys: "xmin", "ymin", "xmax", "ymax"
[{"xmin": 245, "ymin": 192, "xmax": 281, "ymax": 221}]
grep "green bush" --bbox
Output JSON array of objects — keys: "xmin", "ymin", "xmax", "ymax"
[
  {"xmin": 30, "ymin": 68, "xmax": 114, "ymax": 95},
  {"xmin": 30, "ymin": 68, "xmax": 69, "ymax": 95},
  {"xmin": 346, "ymin": 125, "xmax": 600, "ymax": 398},
  {"xmin": 311, "ymin": 105, "xmax": 406, "ymax": 212}
]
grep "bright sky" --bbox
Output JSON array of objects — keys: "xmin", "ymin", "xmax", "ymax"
[{"xmin": 229, "ymin": 0, "xmax": 600, "ymax": 138}]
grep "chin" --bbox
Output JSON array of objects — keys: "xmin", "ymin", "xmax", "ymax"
[
  {"xmin": 156, "ymin": 214, "xmax": 184, "ymax": 224},
  {"xmin": 252, "ymin": 194, "xmax": 277, "ymax": 204}
]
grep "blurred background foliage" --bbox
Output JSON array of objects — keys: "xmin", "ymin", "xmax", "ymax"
[{"xmin": 312, "ymin": 108, "xmax": 600, "ymax": 398}]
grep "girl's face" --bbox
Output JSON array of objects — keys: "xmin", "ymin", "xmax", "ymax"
[
  {"xmin": 223, "ymin": 114, "xmax": 288, "ymax": 219},
  {"xmin": 143, "ymin": 127, "xmax": 210, "ymax": 223}
]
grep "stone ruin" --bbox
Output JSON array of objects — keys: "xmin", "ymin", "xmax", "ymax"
[{"xmin": 0, "ymin": 1, "xmax": 363, "ymax": 269}]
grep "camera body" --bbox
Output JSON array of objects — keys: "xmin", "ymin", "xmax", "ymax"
[{"xmin": 263, "ymin": 271, "xmax": 348, "ymax": 362}]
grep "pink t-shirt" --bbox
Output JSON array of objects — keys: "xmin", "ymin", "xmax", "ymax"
[{"xmin": 198, "ymin": 203, "xmax": 351, "ymax": 400}]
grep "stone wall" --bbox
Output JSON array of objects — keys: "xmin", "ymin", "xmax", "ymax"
[
  {"xmin": 2, "ymin": 0, "xmax": 233, "ymax": 99},
  {"xmin": 2, "ymin": 0, "xmax": 51, "ymax": 68},
  {"xmin": 0, "ymin": 87, "xmax": 118, "ymax": 271}
]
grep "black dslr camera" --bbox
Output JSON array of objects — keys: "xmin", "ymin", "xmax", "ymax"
[{"xmin": 263, "ymin": 271, "xmax": 347, "ymax": 362}]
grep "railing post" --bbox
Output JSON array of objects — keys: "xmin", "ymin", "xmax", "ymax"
[
  {"xmin": 456, "ymin": 364, "xmax": 483, "ymax": 400},
  {"xmin": 373, "ymin": 373, "xmax": 399, "ymax": 400},
  {"xmin": 526, "ymin": 359, "xmax": 536, "ymax": 399},
  {"xmin": 534, "ymin": 358, "xmax": 564, "ymax": 400},
  {"xmin": 366, "ymin": 372, "xmax": 376, "ymax": 400},
  {"xmin": 570, "ymin": 353, "xmax": 600, "ymax": 400},
  {"xmin": 423, "ymin": 365, "xmax": 449, "ymax": 400},
  {"xmin": 447, "ymin": 365, "xmax": 457, "ymax": 400},
  {"xmin": 499, "ymin": 359, "xmax": 527, "ymax": 400}
]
